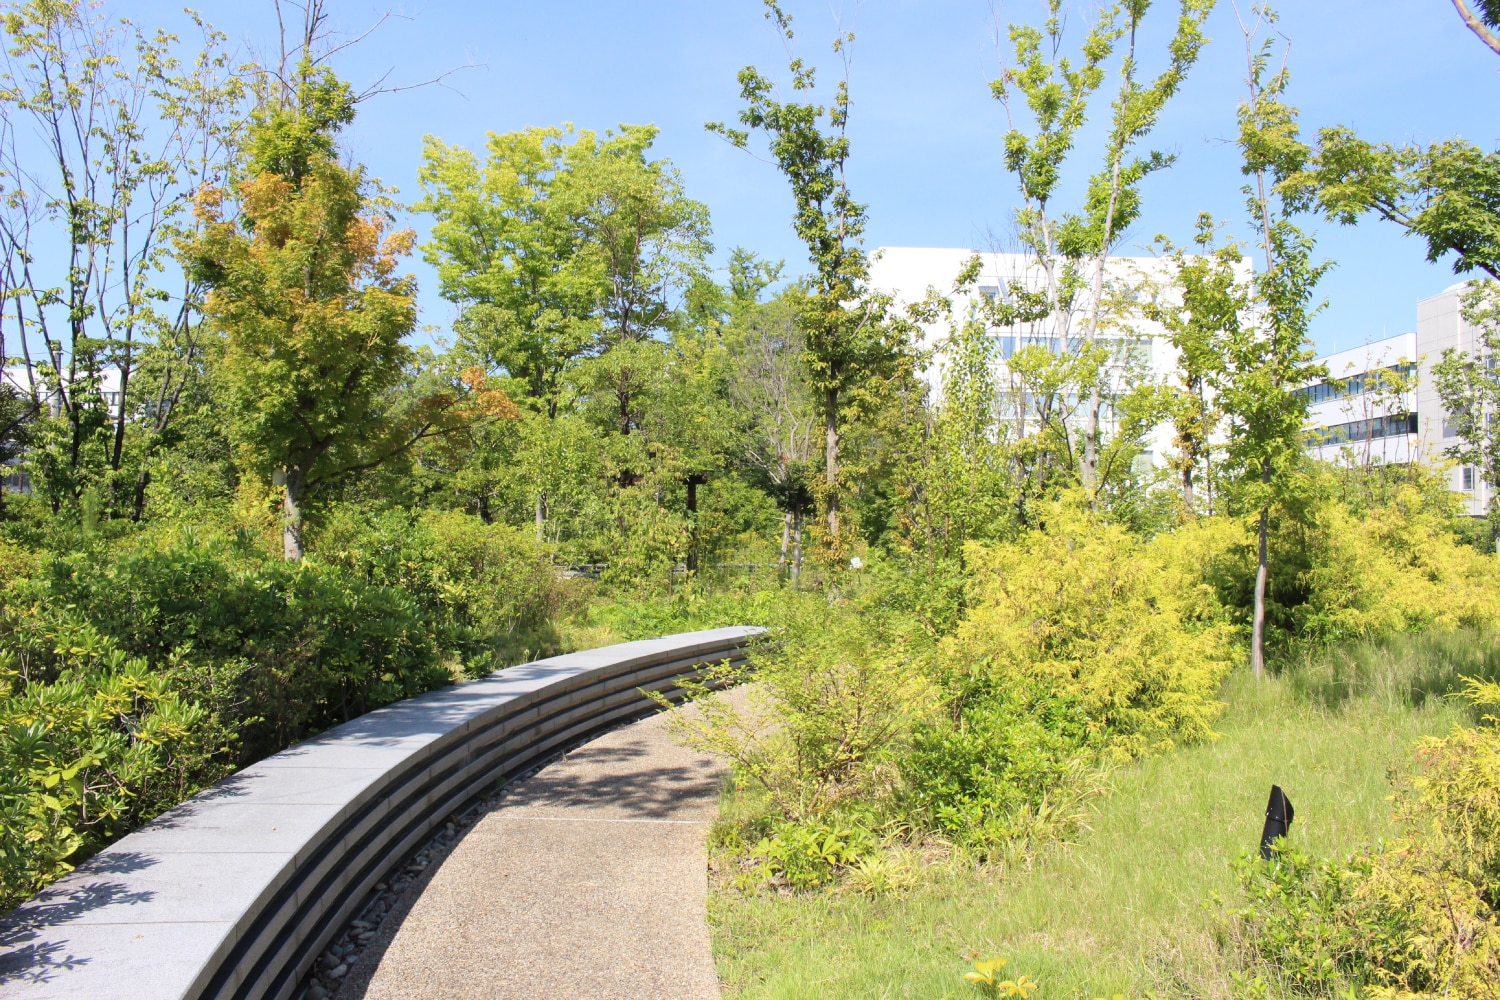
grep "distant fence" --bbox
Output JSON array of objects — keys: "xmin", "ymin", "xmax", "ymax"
[
  {"xmin": 0, "ymin": 627, "xmax": 760, "ymax": 1000},
  {"xmin": 557, "ymin": 562, "xmax": 781, "ymax": 580}
]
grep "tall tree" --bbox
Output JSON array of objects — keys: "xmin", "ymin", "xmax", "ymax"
[
  {"xmin": 0, "ymin": 1, "xmax": 243, "ymax": 516},
  {"xmin": 1145, "ymin": 215, "xmax": 1248, "ymax": 517},
  {"xmin": 720, "ymin": 253, "xmax": 818, "ymax": 579},
  {"xmin": 185, "ymin": 61, "xmax": 503, "ymax": 559},
  {"xmin": 709, "ymin": 0, "xmax": 906, "ymax": 557},
  {"xmin": 417, "ymin": 123, "xmax": 711, "ymax": 532},
  {"xmin": 1220, "ymin": 7, "xmax": 1328, "ymax": 676},
  {"xmin": 990, "ymin": 0, "xmax": 1213, "ymax": 502}
]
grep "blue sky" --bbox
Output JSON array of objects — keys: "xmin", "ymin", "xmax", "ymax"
[{"xmin": 138, "ymin": 1, "xmax": 1497, "ymax": 355}]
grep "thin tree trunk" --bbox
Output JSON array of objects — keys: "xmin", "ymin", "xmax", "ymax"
[
  {"xmin": 791, "ymin": 509, "xmax": 803, "ymax": 586},
  {"xmin": 279, "ymin": 466, "xmax": 305, "ymax": 561},
  {"xmin": 779, "ymin": 510, "xmax": 791, "ymax": 576},
  {"xmin": 686, "ymin": 477, "xmax": 699, "ymax": 574},
  {"xmin": 825, "ymin": 385, "xmax": 839, "ymax": 541},
  {"xmin": 1183, "ymin": 465, "xmax": 1195, "ymax": 515},
  {"xmin": 131, "ymin": 466, "xmax": 150, "ymax": 521},
  {"xmin": 535, "ymin": 492, "xmax": 545, "ymax": 545},
  {"xmin": 1251, "ymin": 458, "xmax": 1271, "ymax": 677}
]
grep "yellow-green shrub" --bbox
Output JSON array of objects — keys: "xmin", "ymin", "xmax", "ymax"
[
  {"xmin": 948, "ymin": 498, "xmax": 1236, "ymax": 750},
  {"xmin": 1287, "ymin": 486, "xmax": 1500, "ymax": 643}
]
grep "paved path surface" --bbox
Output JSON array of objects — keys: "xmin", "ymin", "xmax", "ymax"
[{"xmin": 338, "ymin": 700, "xmax": 732, "ymax": 1000}]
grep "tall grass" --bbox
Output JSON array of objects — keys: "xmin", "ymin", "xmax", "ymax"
[
  {"xmin": 1282, "ymin": 629, "xmax": 1500, "ymax": 716},
  {"xmin": 710, "ymin": 632, "xmax": 1493, "ymax": 999}
]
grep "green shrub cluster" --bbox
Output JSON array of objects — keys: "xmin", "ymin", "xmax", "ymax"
[
  {"xmin": 949, "ymin": 499, "xmax": 1237, "ymax": 750},
  {"xmin": 0, "ymin": 510, "xmax": 566, "ymax": 907},
  {"xmin": 1227, "ymin": 679, "xmax": 1500, "ymax": 999},
  {"xmin": 1268, "ymin": 484, "xmax": 1500, "ymax": 646},
  {"xmin": 682, "ymin": 499, "xmax": 1247, "ymax": 887},
  {"xmin": 314, "ymin": 506, "xmax": 569, "ymax": 674},
  {"xmin": 10, "ymin": 529, "xmax": 451, "ymax": 760},
  {"xmin": 0, "ymin": 625, "xmax": 229, "ymax": 910}
]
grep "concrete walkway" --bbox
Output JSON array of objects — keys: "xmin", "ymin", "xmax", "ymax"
[{"xmin": 337, "ymin": 701, "xmax": 731, "ymax": 1000}]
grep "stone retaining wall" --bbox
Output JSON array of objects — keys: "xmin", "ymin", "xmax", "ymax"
[{"xmin": 0, "ymin": 627, "xmax": 759, "ymax": 1000}]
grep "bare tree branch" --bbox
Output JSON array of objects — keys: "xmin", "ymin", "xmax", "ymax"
[{"xmin": 1451, "ymin": 0, "xmax": 1500, "ymax": 56}]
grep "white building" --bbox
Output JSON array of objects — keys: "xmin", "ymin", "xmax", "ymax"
[
  {"xmin": 872, "ymin": 249, "xmax": 1497, "ymax": 514},
  {"xmin": 1305, "ymin": 281, "xmax": 1496, "ymax": 517},
  {"xmin": 869, "ymin": 246, "xmax": 1245, "ymax": 471},
  {"xmin": 1, "ymin": 365, "xmax": 123, "ymax": 419}
]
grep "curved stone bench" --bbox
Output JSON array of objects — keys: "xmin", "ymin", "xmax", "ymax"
[{"xmin": 0, "ymin": 627, "xmax": 758, "ymax": 1000}]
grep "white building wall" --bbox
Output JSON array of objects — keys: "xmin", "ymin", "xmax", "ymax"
[
  {"xmin": 1302, "ymin": 282, "xmax": 1493, "ymax": 517},
  {"xmin": 1415, "ymin": 283, "xmax": 1491, "ymax": 515},
  {"xmin": 1303, "ymin": 332, "xmax": 1419, "ymax": 467},
  {"xmin": 869, "ymin": 246, "xmax": 1200, "ymax": 470}
]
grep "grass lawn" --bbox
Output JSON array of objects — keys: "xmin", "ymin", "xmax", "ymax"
[{"xmin": 710, "ymin": 636, "xmax": 1485, "ymax": 999}]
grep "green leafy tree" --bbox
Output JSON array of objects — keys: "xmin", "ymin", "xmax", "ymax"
[
  {"xmin": 417, "ymin": 123, "xmax": 711, "ymax": 541},
  {"xmin": 1300, "ymin": 3, "xmax": 1500, "ymax": 282},
  {"xmin": 0, "ymin": 1, "xmax": 243, "ymax": 518},
  {"xmin": 1218, "ymin": 7, "xmax": 1329, "ymax": 675},
  {"xmin": 1145, "ymin": 215, "xmax": 1248, "ymax": 516},
  {"xmin": 989, "ymin": 0, "xmax": 1213, "ymax": 500},
  {"xmin": 185, "ymin": 63, "xmax": 498, "ymax": 559},
  {"xmin": 720, "ymin": 254, "xmax": 819, "ymax": 579},
  {"xmin": 708, "ymin": 0, "xmax": 908, "ymax": 558}
]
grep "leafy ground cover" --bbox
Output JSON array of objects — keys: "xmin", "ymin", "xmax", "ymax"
[{"xmin": 709, "ymin": 634, "xmax": 1488, "ymax": 999}]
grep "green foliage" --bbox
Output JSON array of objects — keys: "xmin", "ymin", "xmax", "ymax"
[
  {"xmin": 708, "ymin": 1, "xmax": 912, "ymax": 557},
  {"xmin": 902, "ymin": 680, "xmax": 1099, "ymax": 854},
  {"xmin": 417, "ymin": 123, "xmax": 711, "ymax": 409},
  {"xmin": 0, "ymin": 0, "xmax": 245, "ymax": 522},
  {"xmin": 186, "ymin": 68, "xmax": 503, "ymax": 559},
  {"xmin": 751, "ymin": 815, "xmax": 878, "ymax": 889},
  {"xmin": 315, "ymin": 506, "xmax": 568, "ymax": 674},
  {"xmin": 0, "ymin": 624, "xmax": 229, "ymax": 910},
  {"xmin": 669, "ymin": 598, "xmax": 935, "ymax": 824},
  {"xmin": 244, "ymin": 60, "xmax": 354, "ymax": 183},
  {"xmin": 1227, "ymin": 846, "xmax": 1416, "ymax": 994},
  {"xmin": 7, "ymin": 529, "xmax": 451, "ymax": 761},
  {"xmin": 1267, "ymin": 484, "xmax": 1500, "ymax": 646},
  {"xmin": 950, "ymin": 497, "xmax": 1236, "ymax": 750},
  {"xmin": 1228, "ymin": 680, "xmax": 1500, "ymax": 999},
  {"xmin": 987, "ymin": 0, "xmax": 1213, "ymax": 497}
]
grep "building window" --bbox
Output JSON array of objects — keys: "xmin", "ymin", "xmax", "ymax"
[
  {"xmin": 1464, "ymin": 467, "xmax": 1477, "ymax": 492},
  {"xmin": 1292, "ymin": 362, "xmax": 1417, "ymax": 407},
  {"xmin": 1305, "ymin": 412, "xmax": 1418, "ymax": 449}
]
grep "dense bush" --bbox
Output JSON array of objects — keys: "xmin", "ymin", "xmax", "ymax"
[
  {"xmin": 901, "ymin": 679, "xmax": 1099, "ymax": 854},
  {"xmin": 671, "ymin": 598, "xmax": 935, "ymax": 824},
  {"xmin": 1273, "ymin": 485, "xmax": 1500, "ymax": 645},
  {"xmin": 948, "ymin": 498, "xmax": 1237, "ymax": 751},
  {"xmin": 10, "ymin": 529, "xmax": 451, "ymax": 761},
  {"xmin": 314, "ymin": 506, "xmax": 569, "ymax": 674},
  {"xmin": 0, "ymin": 622, "xmax": 229, "ymax": 910},
  {"xmin": 0, "ymin": 509, "xmax": 571, "ymax": 907},
  {"xmin": 1227, "ymin": 679, "xmax": 1500, "ymax": 999}
]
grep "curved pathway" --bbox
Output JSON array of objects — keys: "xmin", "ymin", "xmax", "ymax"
[{"xmin": 336, "ymin": 699, "xmax": 732, "ymax": 1000}]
